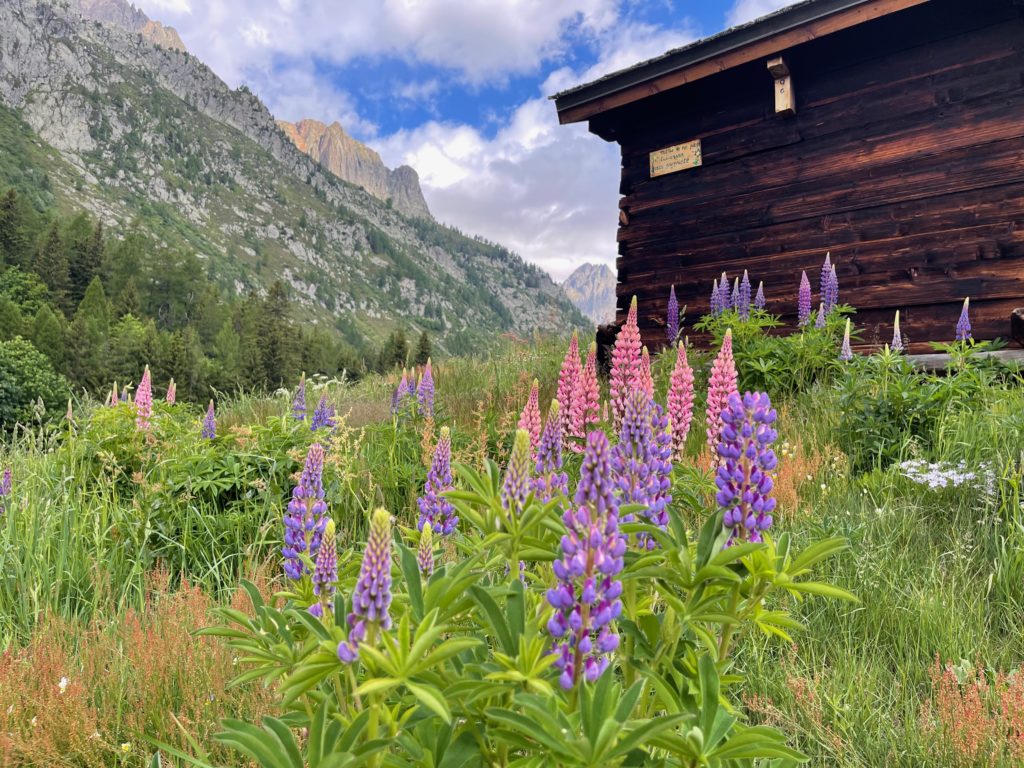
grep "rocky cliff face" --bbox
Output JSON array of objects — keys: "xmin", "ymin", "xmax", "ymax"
[
  {"xmin": 562, "ymin": 263, "xmax": 617, "ymax": 325},
  {"xmin": 278, "ymin": 118, "xmax": 431, "ymax": 220},
  {"xmin": 0, "ymin": 0, "xmax": 585, "ymax": 349},
  {"xmin": 67, "ymin": 0, "xmax": 187, "ymax": 51}
]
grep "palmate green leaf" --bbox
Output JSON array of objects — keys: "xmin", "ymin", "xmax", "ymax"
[
  {"xmin": 406, "ymin": 680, "xmax": 452, "ymax": 723},
  {"xmin": 469, "ymin": 585, "xmax": 515, "ymax": 654},
  {"xmin": 788, "ymin": 537, "xmax": 850, "ymax": 574},
  {"xmin": 355, "ymin": 676, "xmax": 401, "ymax": 697},
  {"xmin": 282, "ymin": 657, "xmax": 342, "ymax": 705},
  {"xmin": 698, "ymin": 654, "xmax": 719, "ymax": 740},
  {"xmin": 216, "ymin": 718, "xmax": 300, "ymax": 768},
  {"xmin": 485, "ymin": 709, "xmax": 579, "ymax": 761},
  {"xmin": 398, "ymin": 543, "xmax": 425, "ymax": 620},
  {"xmin": 608, "ymin": 714, "xmax": 690, "ymax": 760},
  {"xmin": 411, "ymin": 637, "xmax": 482, "ymax": 676}
]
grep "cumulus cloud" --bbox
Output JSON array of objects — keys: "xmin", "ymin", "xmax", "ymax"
[
  {"xmin": 725, "ymin": 0, "xmax": 799, "ymax": 27},
  {"xmin": 377, "ymin": 21, "xmax": 698, "ymax": 280},
  {"xmin": 133, "ymin": 0, "xmax": 699, "ymax": 280}
]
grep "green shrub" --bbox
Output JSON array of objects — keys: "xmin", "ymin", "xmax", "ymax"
[{"xmin": 0, "ymin": 336, "xmax": 70, "ymax": 430}]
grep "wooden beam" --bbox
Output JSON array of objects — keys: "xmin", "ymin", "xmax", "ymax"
[
  {"xmin": 767, "ymin": 56, "xmax": 796, "ymax": 114},
  {"xmin": 557, "ymin": 0, "xmax": 931, "ymax": 125}
]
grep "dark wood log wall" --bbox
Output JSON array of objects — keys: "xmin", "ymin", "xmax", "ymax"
[{"xmin": 595, "ymin": 0, "xmax": 1024, "ymax": 350}]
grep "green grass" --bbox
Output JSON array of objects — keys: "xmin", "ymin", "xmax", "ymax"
[{"xmin": 1, "ymin": 338, "xmax": 1023, "ymax": 765}]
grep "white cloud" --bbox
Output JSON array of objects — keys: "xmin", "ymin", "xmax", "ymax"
[
  {"xmin": 377, "ymin": 21, "xmax": 699, "ymax": 281},
  {"xmin": 725, "ymin": 0, "xmax": 799, "ymax": 27}
]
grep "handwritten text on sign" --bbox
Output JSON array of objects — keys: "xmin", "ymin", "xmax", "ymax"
[{"xmin": 649, "ymin": 139, "xmax": 702, "ymax": 178}]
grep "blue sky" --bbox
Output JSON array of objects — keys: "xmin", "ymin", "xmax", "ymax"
[{"xmin": 135, "ymin": 0, "xmax": 793, "ymax": 279}]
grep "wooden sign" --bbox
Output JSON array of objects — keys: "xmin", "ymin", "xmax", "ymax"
[{"xmin": 649, "ymin": 139, "xmax": 702, "ymax": 177}]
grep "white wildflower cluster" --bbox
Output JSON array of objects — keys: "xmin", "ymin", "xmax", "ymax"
[{"xmin": 898, "ymin": 459, "xmax": 995, "ymax": 495}]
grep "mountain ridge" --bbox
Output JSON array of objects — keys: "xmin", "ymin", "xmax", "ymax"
[
  {"xmin": 562, "ymin": 262, "xmax": 616, "ymax": 325},
  {"xmin": 277, "ymin": 118, "xmax": 431, "ymax": 220},
  {"xmin": 0, "ymin": 0, "xmax": 586, "ymax": 352}
]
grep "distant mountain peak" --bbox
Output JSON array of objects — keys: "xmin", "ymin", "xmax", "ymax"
[
  {"xmin": 562, "ymin": 263, "xmax": 616, "ymax": 325},
  {"xmin": 278, "ymin": 118, "xmax": 431, "ymax": 220},
  {"xmin": 68, "ymin": 0, "xmax": 186, "ymax": 51}
]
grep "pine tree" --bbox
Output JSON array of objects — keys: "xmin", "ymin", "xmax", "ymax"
[
  {"xmin": 0, "ymin": 189, "xmax": 33, "ymax": 268},
  {"xmin": 0, "ymin": 298, "xmax": 24, "ymax": 341},
  {"xmin": 68, "ymin": 219, "xmax": 104, "ymax": 306},
  {"xmin": 31, "ymin": 305, "xmax": 65, "ymax": 372},
  {"xmin": 414, "ymin": 330, "xmax": 432, "ymax": 366},
  {"xmin": 258, "ymin": 280, "xmax": 297, "ymax": 388},
  {"xmin": 116, "ymin": 277, "xmax": 142, "ymax": 318},
  {"xmin": 213, "ymin": 317, "xmax": 244, "ymax": 390},
  {"xmin": 68, "ymin": 277, "xmax": 112, "ymax": 391},
  {"xmin": 34, "ymin": 223, "xmax": 71, "ymax": 311}
]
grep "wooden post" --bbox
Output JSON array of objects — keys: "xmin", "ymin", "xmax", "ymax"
[{"xmin": 767, "ymin": 56, "xmax": 795, "ymax": 115}]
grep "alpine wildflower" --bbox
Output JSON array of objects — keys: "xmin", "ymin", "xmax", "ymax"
[
  {"xmin": 201, "ymin": 400, "xmax": 216, "ymax": 439},
  {"xmin": 417, "ymin": 426, "xmax": 457, "ymax": 535},
  {"xmin": 716, "ymin": 391, "xmax": 778, "ymax": 545},
  {"xmin": 135, "ymin": 365, "xmax": 152, "ymax": 430},
  {"xmin": 666, "ymin": 285, "xmax": 680, "ymax": 342},
  {"xmin": 282, "ymin": 443, "xmax": 328, "ymax": 580},
  {"xmin": 311, "ymin": 393, "xmax": 335, "ymax": 432},
  {"xmin": 292, "ymin": 374, "xmax": 307, "ymax": 420},
  {"xmin": 308, "ymin": 519, "xmax": 337, "ymax": 619},
  {"xmin": 417, "ymin": 358, "xmax": 435, "ymax": 417},
  {"xmin": 956, "ymin": 297, "xmax": 972, "ymax": 342},
  {"xmin": 570, "ymin": 343, "xmax": 600, "ymax": 449},
  {"xmin": 166, "ymin": 379, "xmax": 176, "ymax": 405},
  {"xmin": 609, "ymin": 296, "xmax": 642, "ymax": 428},
  {"xmin": 798, "ymin": 271, "xmax": 812, "ymax": 327},
  {"xmin": 892, "ymin": 311, "xmax": 905, "ymax": 353},
  {"xmin": 518, "ymin": 379, "xmax": 542, "ymax": 452},
  {"xmin": 337, "ymin": 508, "xmax": 393, "ymax": 663},
  {"xmin": 534, "ymin": 401, "xmax": 568, "ymax": 503},
  {"xmin": 667, "ymin": 341, "xmax": 694, "ymax": 460},
  {"xmin": 706, "ymin": 329, "xmax": 739, "ymax": 455},
  {"xmin": 754, "ymin": 281, "xmax": 766, "ymax": 310},
  {"xmin": 839, "ymin": 318, "xmax": 853, "ymax": 361},
  {"xmin": 417, "ymin": 525, "xmax": 434, "ymax": 578},
  {"xmin": 502, "ymin": 428, "xmax": 533, "ymax": 514}
]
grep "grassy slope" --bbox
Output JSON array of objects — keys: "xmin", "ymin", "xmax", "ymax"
[{"xmin": 0, "ymin": 341, "xmax": 1022, "ymax": 765}]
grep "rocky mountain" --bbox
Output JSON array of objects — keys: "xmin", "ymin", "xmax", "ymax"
[
  {"xmin": 68, "ymin": 0, "xmax": 186, "ymax": 51},
  {"xmin": 562, "ymin": 262, "xmax": 617, "ymax": 325},
  {"xmin": 278, "ymin": 119, "xmax": 431, "ymax": 220},
  {"xmin": 0, "ymin": 0, "xmax": 585, "ymax": 352}
]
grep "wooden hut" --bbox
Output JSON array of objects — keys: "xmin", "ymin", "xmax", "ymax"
[{"xmin": 553, "ymin": 0, "xmax": 1024, "ymax": 349}]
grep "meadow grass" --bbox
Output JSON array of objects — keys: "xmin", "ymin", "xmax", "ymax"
[{"xmin": 0, "ymin": 337, "xmax": 1022, "ymax": 765}]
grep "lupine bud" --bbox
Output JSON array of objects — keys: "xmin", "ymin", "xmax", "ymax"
[
  {"xmin": 417, "ymin": 426, "xmax": 457, "ymax": 535},
  {"xmin": 110, "ymin": 382, "xmax": 119, "ymax": 407},
  {"xmin": 547, "ymin": 431, "xmax": 625, "ymax": 689},
  {"xmin": 417, "ymin": 525, "xmax": 434, "ymax": 578},
  {"xmin": 612, "ymin": 390, "xmax": 672, "ymax": 549},
  {"xmin": 338, "ymin": 508, "xmax": 393, "ymax": 663},
  {"xmin": 666, "ymin": 285, "xmax": 679, "ymax": 342},
  {"xmin": 293, "ymin": 374, "xmax": 307, "ymax": 420},
  {"xmin": 0, "ymin": 467, "xmax": 11, "ymax": 515},
  {"xmin": 202, "ymin": 400, "xmax": 216, "ymax": 440},
  {"xmin": 710, "ymin": 278, "xmax": 721, "ymax": 315},
  {"xmin": 798, "ymin": 271, "xmax": 812, "ymax": 327},
  {"xmin": 311, "ymin": 393, "xmax": 335, "ymax": 432},
  {"xmin": 533, "ymin": 401, "xmax": 568, "ymax": 503},
  {"xmin": 955, "ymin": 297, "xmax": 972, "ymax": 342},
  {"xmin": 892, "ymin": 311, "xmax": 904, "ymax": 353},
  {"xmin": 815, "ymin": 302, "xmax": 827, "ymax": 329},
  {"xmin": 636, "ymin": 347, "xmax": 654, "ymax": 401},
  {"xmin": 309, "ymin": 519, "xmax": 337, "ymax": 618},
  {"xmin": 282, "ymin": 444, "xmax": 328, "ymax": 580},
  {"xmin": 135, "ymin": 366, "xmax": 152, "ymax": 430},
  {"xmin": 518, "ymin": 379, "xmax": 542, "ymax": 451},
  {"xmin": 502, "ymin": 429, "xmax": 532, "ymax": 514},
  {"xmin": 738, "ymin": 270, "xmax": 752, "ymax": 320},
  {"xmin": 754, "ymin": 281, "xmax": 765, "ymax": 310},
  {"xmin": 610, "ymin": 296, "xmax": 642, "ymax": 428},
  {"xmin": 570, "ymin": 343, "xmax": 600, "ymax": 449},
  {"xmin": 121, "ymin": 385, "xmax": 130, "ymax": 404},
  {"xmin": 166, "ymin": 379, "xmax": 176, "ymax": 405},
  {"xmin": 417, "ymin": 359, "xmax": 435, "ymax": 417},
  {"xmin": 731, "ymin": 277, "xmax": 740, "ymax": 311},
  {"xmin": 556, "ymin": 332, "xmax": 581, "ymax": 443},
  {"xmin": 839, "ymin": 318, "xmax": 853, "ymax": 361},
  {"xmin": 716, "ymin": 392, "xmax": 778, "ymax": 545},
  {"xmin": 820, "ymin": 252, "xmax": 832, "ymax": 307},
  {"xmin": 706, "ymin": 330, "xmax": 739, "ymax": 454},
  {"xmin": 667, "ymin": 341, "xmax": 694, "ymax": 460}
]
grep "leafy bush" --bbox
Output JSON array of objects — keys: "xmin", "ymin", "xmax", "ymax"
[{"xmin": 0, "ymin": 336, "xmax": 70, "ymax": 430}]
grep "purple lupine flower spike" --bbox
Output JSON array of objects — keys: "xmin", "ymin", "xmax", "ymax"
[
  {"xmin": 955, "ymin": 297, "xmax": 972, "ymax": 342},
  {"xmin": 891, "ymin": 311, "xmax": 904, "ymax": 353},
  {"xmin": 730, "ymin": 277, "xmax": 740, "ymax": 312},
  {"xmin": 533, "ymin": 401, "xmax": 568, "ymax": 503},
  {"xmin": 293, "ymin": 374, "xmax": 307, "ymax": 421},
  {"xmin": 612, "ymin": 390, "xmax": 673, "ymax": 549},
  {"xmin": 417, "ymin": 359, "xmax": 435, "ymax": 417},
  {"xmin": 815, "ymin": 302, "xmax": 827, "ymax": 329},
  {"xmin": 502, "ymin": 429, "xmax": 532, "ymax": 514},
  {"xmin": 738, "ymin": 270, "xmax": 752, "ymax": 320},
  {"xmin": 827, "ymin": 264, "xmax": 839, "ymax": 312},
  {"xmin": 754, "ymin": 281, "xmax": 765, "ymax": 310},
  {"xmin": 666, "ymin": 285, "xmax": 679, "ymax": 343},
  {"xmin": 282, "ymin": 443, "xmax": 329, "ymax": 580},
  {"xmin": 417, "ymin": 526, "xmax": 434, "ymax": 577},
  {"xmin": 202, "ymin": 400, "xmax": 216, "ymax": 439},
  {"xmin": 839, "ymin": 319, "xmax": 853, "ymax": 361},
  {"xmin": 0, "ymin": 467, "xmax": 11, "ymax": 515},
  {"xmin": 311, "ymin": 393, "xmax": 335, "ymax": 432},
  {"xmin": 716, "ymin": 392, "xmax": 778, "ymax": 546},
  {"xmin": 338, "ymin": 508, "xmax": 393, "ymax": 663},
  {"xmin": 710, "ymin": 279, "xmax": 720, "ymax": 316},
  {"xmin": 798, "ymin": 271, "xmax": 812, "ymax": 327},
  {"xmin": 547, "ymin": 430, "xmax": 625, "ymax": 689},
  {"xmin": 820, "ymin": 253, "xmax": 832, "ymax": 309},
  {"xmin": 309, "ymin": 519, "xmax": 337, "ymax": 619},
  {"xmin": 417, "ymin": 426, "xmax": 458, "ymax": 535},
  {"xmin": 718, "ymin": 272, "xmax": 731, "ymax": 312}
]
